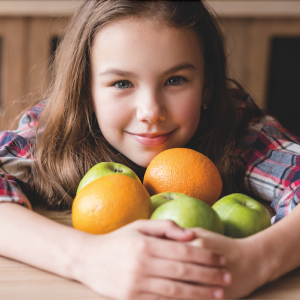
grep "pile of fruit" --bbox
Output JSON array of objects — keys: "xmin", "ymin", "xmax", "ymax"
[{"xmin": 72, "ymin": 148, "xmax": 271, "ymax": 238}]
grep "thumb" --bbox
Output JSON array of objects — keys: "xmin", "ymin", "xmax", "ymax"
[
  {"xmin": 188, "ymin": 227, "xmax": 233, "ymax": 250},
  {"xmin": 132, "ymin": 219, "xmax": 195, "ymax": 241}
]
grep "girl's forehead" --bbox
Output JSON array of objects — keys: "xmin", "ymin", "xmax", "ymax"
[
  {"xmin": 95, "ymin": 16, "xmax": 171, "ymax": 38},
  {"xmin": 91, "ymin": 17, "xmax": 204, "ymax": 68},
  {"xmin": 94, "ymin": 16, "xmax": 199, "ymax": 41}
]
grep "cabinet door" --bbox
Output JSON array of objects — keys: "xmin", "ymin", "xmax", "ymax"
[
  {"xmin": 0, "ymin": 17, "xmax": 69, "ymax": 132},
  {"xmin": 22, "ymin": 17, "xmax": 69, "ymax": 108},
  {"xmin": 0, "ymin": 18, "xmax": 27, "ymax": 131},
  {"xmin": 220, "ymin": 18, "xmax": 300, "ymax": 110}
]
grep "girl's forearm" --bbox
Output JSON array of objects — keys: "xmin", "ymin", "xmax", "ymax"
[
  {"xmin": 0, "ymin": 202, "xmax": 86, "ymax": 280},
  {"xmin": 251, "ymin": 203, "xmax": 300, "ymax": 282}
]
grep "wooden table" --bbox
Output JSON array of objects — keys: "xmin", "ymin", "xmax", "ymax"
[{"xmin": 1, "ymin": 205, "xmax": 300, "ymax": 300}]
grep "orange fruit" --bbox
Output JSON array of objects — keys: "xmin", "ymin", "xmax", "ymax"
[
  {"xmin": 143, "ymin": 148, "xmax": 222, "ymax": 206},
  {"xmin": 72, "ymin": 174, "xmax": 152, "ymax": 234}
]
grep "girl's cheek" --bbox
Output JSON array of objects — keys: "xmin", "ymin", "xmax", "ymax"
[
  {"xmin": 93, "ymin": 88, "xmax": 132, "ymax": 120},
  {"xmin": 174, "ymin": 97, "xmax": 201, "ymax": 124},
  {"xmin": 95, "ymin": 102, "xmax": 132, "ymax": 135}
]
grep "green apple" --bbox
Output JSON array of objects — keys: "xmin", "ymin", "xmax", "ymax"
[
  {"xmin": 77, "ymin": 162, "xmax": 141, "ymax": 194},
  {"xmin": 150, "ymin": 192, "xmax": 224, "ymax": 234},
  {"xmin": 150, "ymin": 192, "xmax": 183, "ymax": 211},
  {"xmin": 212, "ymin": 193, "xmax": 271, "ymax": 238}
]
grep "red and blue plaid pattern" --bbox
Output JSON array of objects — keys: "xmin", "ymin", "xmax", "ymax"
[
  {"xmin": 0, "ymin": 100, "xmax": 46, "ymax": 210},
  {"xmin": 242, "ymin": 115, "xmax": 300, "ymax": 223},
  {"xmin": 0, "ymin": 95, "xmax": 299, "ymax": 224}
]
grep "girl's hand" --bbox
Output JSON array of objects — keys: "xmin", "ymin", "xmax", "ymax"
[
  {"xmin": 187, "ymin": 228, "xmax": 270, "ymax": 299},
  {"xmin": 73, "ymin": 220, "xmax": 231, "ymax": 300}
]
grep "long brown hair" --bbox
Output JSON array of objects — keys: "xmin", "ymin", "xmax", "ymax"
[{"xmin": 31, "ymin": 0, "xmax": 242, "ymax": 209}]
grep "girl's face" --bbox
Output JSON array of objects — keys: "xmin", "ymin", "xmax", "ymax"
[{"xmin": 90, "ymin": 18, "xmax": 205, "ymax": 167}]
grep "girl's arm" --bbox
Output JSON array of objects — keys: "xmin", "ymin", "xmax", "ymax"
[
  {"xmin": 0, "ymin": 203, "xmax": 84, "ymax": 280},
  {"xmin": 0, "ymin": 202, "xmax": 231, "ymax": 300},
  {"xmin": 188, "ymin": 203, "xmax": 300, "ymax": 299},
  {"xmin": 253, "ymin": 202, "xmax": 300, "ymax": 282}
]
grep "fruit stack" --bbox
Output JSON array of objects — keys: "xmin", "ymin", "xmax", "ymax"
[{"xmin": 72, "ymin": 148, "xmax": 271, "ymax": 238}]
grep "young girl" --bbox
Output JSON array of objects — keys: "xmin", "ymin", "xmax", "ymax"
[{"xmin": 1, "ymin": 0, "xmax": 300, "ymax": 299}]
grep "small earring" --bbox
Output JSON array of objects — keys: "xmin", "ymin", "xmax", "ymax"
[{"xmin": 202, "ymin": 103, "xmax": 208, "ymax": 109}]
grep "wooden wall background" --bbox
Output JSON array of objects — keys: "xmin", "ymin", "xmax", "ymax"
[
  {"xmin": 0, "ymin": 17, "xmax": 68, "ymax": 131},
  {"xmin": 0, "ymin": 1, "xmax": 300, "ymax": 131}
]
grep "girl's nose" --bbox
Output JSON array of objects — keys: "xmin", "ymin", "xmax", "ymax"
[{"xmin": 136, "ymin": 90, "xmax": 166, "ymax": 124}]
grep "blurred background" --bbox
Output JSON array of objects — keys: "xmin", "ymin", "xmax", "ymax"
[{"xmin": 0, "ymin": 0, "xmax": 300, "ymax": 136}]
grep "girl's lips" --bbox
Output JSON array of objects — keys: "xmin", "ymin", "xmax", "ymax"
[{"xmin": 128, "ymin": 131, "xmax": 175, "ymax": 147}]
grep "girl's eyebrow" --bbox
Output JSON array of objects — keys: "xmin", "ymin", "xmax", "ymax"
[{"xmin": 98, "ymin": 62, "xmax": 196, "ymax": 78}]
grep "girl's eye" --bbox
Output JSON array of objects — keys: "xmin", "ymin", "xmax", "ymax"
[
  {"xmin": 113, "ymin": 80, "xmax": 133, "ymax": 89},
  {"xmin": 166, "ymin": 76, "xmax": 187, "ymax": 86}
]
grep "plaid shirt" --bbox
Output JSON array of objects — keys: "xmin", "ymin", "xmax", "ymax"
[{"xmin": 0, "ymin": 93, "xmax": 299, "ymax": 224}]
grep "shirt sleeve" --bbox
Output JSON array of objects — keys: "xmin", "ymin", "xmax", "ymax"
[
  {"xmin": 237, "ymin": 100, "xmax": 300, "ymax": 224},
  {"xmin": 0, "ymin": 101, "xmax": 46, "ymax": 209}
]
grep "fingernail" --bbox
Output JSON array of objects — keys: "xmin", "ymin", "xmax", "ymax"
[
  {"xmin": 219, "ymin": 256, "xmax": 226, "ymax": 265},
  {"xmin": 223, "ymin": 272, "xmax": 231, "ymax": 284},
  {"xmin": 214, "ymin": 289, "xmax": 223, "ymax": 299}
]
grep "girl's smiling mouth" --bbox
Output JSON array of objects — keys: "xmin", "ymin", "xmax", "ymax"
[{"xmin": 127, "ymin": 130, "xmax": 176, "ymax": 147}]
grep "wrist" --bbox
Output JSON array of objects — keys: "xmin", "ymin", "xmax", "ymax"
[
  {"xmin": 66, "ymin": 229, "xmax": 107, "ymax": 284},
  {"xmin": 61, "ymin": 228, "xmax": 92, "ymax": 281},
  {"xmin": 243, "ymin": 229, "xmax": 280, "ymax": 284}
]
